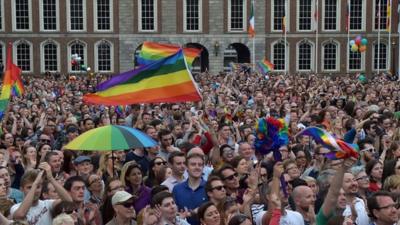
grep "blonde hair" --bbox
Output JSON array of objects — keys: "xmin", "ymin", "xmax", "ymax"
[
  {"xmin": 120, "ymin": 161, "xmax": 140, "ymax": 187},
  {"xmin": 52, "ymin": 213, "xmax": 74, "ymax": 225},
  {"xmin": 97, "ymin": 152, "xmax": 112, "ymax": 174},
  {"xmin": 383, "ymin": 175, "xmax": 400, "ymax": 191}
]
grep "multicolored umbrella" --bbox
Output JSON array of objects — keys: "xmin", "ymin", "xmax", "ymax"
[{"xmin": 64, "ymin": 125, "xmax": 157, "ymax": 151}]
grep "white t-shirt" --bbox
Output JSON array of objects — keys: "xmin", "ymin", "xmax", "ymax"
[
  {"xmin": 10, "ymin": 199, "xmax": 55, "ymax": 225},
  {"xmin": 342, "ymin": 197, "xmax": 370, "ymax": 225},
  {"xmin": 255, "ymin": 209, "xmax": 305, "ymax": 225}
]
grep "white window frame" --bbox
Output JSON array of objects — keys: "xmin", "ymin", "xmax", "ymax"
[
  {"xmin": 39, "ymin": 0, "xmax": 59, "ymax": 32},
  {"xmin": 183, "ymin": 0, "xmax": 203, "ymax": 32},
  {"xmin": 12, "ymin": 0, "xmax": 32, "ymax": 32},
  {"xmin": 138, "ymin": 0, "xmax": 158, "ymax": 32},
  {"xmin": 296, "ymin": 40, "xmax": 314, "ymax": 72},
  {"xmin": 270, "ymin": 40, "xmax": 289, "ymax": 72},
  {"xmin": 94, "ymin": 40, "xmax": 114, "ymax": 73},
  {"xmin": 372, "ymin": 41, "xmax": 389, "ymax": 71},
  {"xmin": 349, "ymin": 0, "xmax": 366, "ymax": 31},
  {"xmin": 0, "ymin": 0, "xmax": 4, "ymax": 31},
  {"xmin": 322, "ymin": 0, "xmax": 340, "ymax": 32},
  {"xmin": 271, "ymin": 0, "xmax": 289, "ymax": 32},
  {"xmin": 13, "ymin": 40, "xmax": 33, "ymax": 73},
  {"xmin": 0, "ymin": 41, "xmax": 5, "ymax": 66},
  {"xmin": 321, "ymin": 40, "xmax": 340, "ymax": 72},
  {"xmin": 68, "ymin": 40, "xmax": 87, "ymax": 73},
  {"xmin": 67, "ymin": 0, "xmax": 87, "ymax": 32},
  {"xmin": 296, "ymin": 0, "xmax": 315, "ymax": 32},
  {"xmin": 347, "ymin": 43, "xmax": 365, "ymax": 72},
  {"xmin": 94, "ymin": 0, "xmax": 113, "ymax": 32},
  {"xmin": 40, "ymin": 40, "xmax": 60, "ymax": 73},
  {"xmin": 372, "ymin": 0, "xmax": 388, "ymax": 32},
  {"xmin": 228, "ymin": 0, "xmax": 247, "ymax": 32}
]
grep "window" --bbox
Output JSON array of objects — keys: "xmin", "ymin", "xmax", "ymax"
[
  {"xmin": 184, "ymin": 0, "xmax": 202, "ymax": 32},
  {"xmin": 350, "ymin": 0, "xmax": 363, "ymax": 31},
  {"xmin": 40, "ymin": 0, "xmax": 58, "ymax": 31},
  {"xmin": 322, "ymin": 42, "xmax": 338, "ymax": 71},
  {"xmin": 228, "ymin": 0, "xmax": 246, "ymax": 32},
  {"xmin": 323, "ymin": 0, "xmax": 338, "ymax": 31},
  {"xmin": 69, "ymin": 41, "xmax": 86, "ymax": 72},
  {"xmin": 0, "ymin": 0, "xmax": 4, "ymax": 31},
  {"xmin": 96, "ymin": 41, "xmax": 112, "ymax": 72},
  {"xmin": 272, "ymin": 41, "xmax": 287, "ymax": 71},
  {"xmin": 272, "ymin": 0, "xmax": 286, "ymax": 31},
  {"xmin": 374, "ymin": 42, "xmax": 388, "ymax": 70},
  {"xmin": 298, "ymin": 0, "xmax": 313, "ymax": 31},
  {"xmin": 68, "ymin": 0, "xmax": 86, "ymax": 31},
  {"xmin": 348, "ymin": 46, "xmax": 363, "ymax": 71},
  {"xmin": 13, "ymin": 0, "xmax": 31, "ymax": 31},
  {"xmin": 95, "ymin": 0, "xmax": 112, "ymax": 31},
  {"xmin": 374, "ymin": 0, "xmax": 388, "ymax": 30},
  {"xmin": 42, "ymin": 41, "xmax": 58, "ymax": 72},
  {"xmin": 298, "ymin": 41, "xmax": 313, "ymax": 71},
  {"xmin": 0, "ymin": 43, "xmax": 3, "ymax": 66},
  {"xmin": 15, "ymin": 41, "xmax": 32, "ymax": 72},
  {"xmin": 139, "ymin": 0, "xmax": 157, "ymax": 32}
]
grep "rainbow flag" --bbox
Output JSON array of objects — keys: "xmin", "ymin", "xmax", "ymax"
[
  {"xmin": 257, "ymin": 59, "xmax": 274, "ymax": 74},
  {"xmin": 84, "ymin": 49, "xmax": 202, "ymax": 105},
  {"xmin": 248, "ymin": 0, "xmax": 255, "ymax": 37},
  {"xmin": 137, "ymin": 42, "xmax": 201, "ymax": 68},
  {"xmin": 115, "ymin": 105, "xmax": 125, "ymax": 116},
  {"xmin": 11, "ymin": 64, "xmax": 23, "ymax": 97},
  {"xmin": 387, "ymin": 0, "xmax": 391, "ymax": 31},
  {"xmin": 296, "ymin": 127, "xmax": 359, "ymax": 159},
  {"xmin": 0, "ymin": 43, "xmax": 22, "ymax": 119}
]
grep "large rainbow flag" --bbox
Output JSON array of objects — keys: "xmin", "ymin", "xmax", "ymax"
[
  {"xmin": 0, "ymin": 43, "xmax": 23, "ymax": 119},
  {"xmin": 257, "ymin": 59, "xmax": 274, "ymax": 74},
  {"xmin": 137, "ymin": 41, "xmax": 202, "ymax": 68},
  {"xmin": 84, "ymin": 49, "xmax": 202, "ymax": 105}
]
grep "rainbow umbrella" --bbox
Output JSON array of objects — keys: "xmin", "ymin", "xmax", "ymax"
[{"xmin": 64, "ymin": 125, "xmax": 157, "ymax": 151}]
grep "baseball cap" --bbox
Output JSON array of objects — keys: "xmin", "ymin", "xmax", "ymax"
[
  {"xmin": 112, "ymin": 191, "xmax": 134, "ymax": 206},
  {"xmin": 66, "ymin": 125, "xmax": 79, "ymax": 134},
  {"xmin": 74, "ymin": 156, "xmax": 91, "ymax": 165}
]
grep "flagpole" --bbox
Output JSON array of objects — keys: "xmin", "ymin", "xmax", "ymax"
[
  {"xmin": 315, "ymin": 0, "xmax": 319, "ymax": 73},
  {"xmin": 378, "ymin": 0, "xmax": 381, "ymax": 74},
  {"xmin": 252, "ymin": 0, "xmax": 255, "ymax": 71},
  {"xmin": 347, "ymin": 0, "xmax": 350, "ymax": 73},
  {"xmin": 284, "ymin": 2, "xmax": 287, "ymax": 76},
  {"xmin": 388, "ymin": 0, "xmax": 392, "ymax": 74}
]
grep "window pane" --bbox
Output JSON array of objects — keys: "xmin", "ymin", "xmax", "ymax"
[
  {"xmin": 97, "ymin": 42, "xmax": 111, "ymax": 71},
  {"xmin": 70, "ymin": 0, "xmax": 84, "ymax": 30},
  {"xmin": 323, "ymin": 43, "xmax": 337, "ymax": 70},
  {"xmin": 186, "ymin": 0, "xmax": 200, "ymax": 31},
  {"xmin": 44, "ymin": 42, "xmax": 58, "ymax": 71},
  {"xmin": 374, "ymin": 43, "xmax": 387, "ymax": 70},
  {"xmin": 97, "ymin": 0, "xmax": 111, "ymax": 30},
  {"xmin": 43, "ymin": 0, "xmax": 57, "ymax": 30},
  {"xmin": 324, "ymin": 0, "xmax": 337, "ymax": 30},
  {"xmin": 16, "ymin": 42, "xmax": 31, "ymax": 71},
  {"xmin": 141, "ymin": 0, "xmax": 155, "ymax": 31},
  {"xmin": 230, "ymin": 0, "xmax": 244, "ymax": 31},
  {"xmin": 349, "ymin": 47, "xmax": 361, "ymax": 70},
  {"xmin": 71, "ymin": 43, "xmax": 85, "ymax": 72},
  {"xmin": 374, "ymin": 0, "xmax": 388, "ymax": 30},
  {"xmin": 350, "ymin": 0, "xmax": 362, "ymax": 30},
  {"xmin": 299, "ymin": 42, "xmax": 312, "ymax": 70},
  {"xmin": 15, "ymin": 0, "xmax": 30, "ymax": 30},
  {"xmin": 299, "ymin": 0, "xmax": 312, "ymax": 30},
  {"xmin": 273, "ymin": 42, "xmax": 286, "ymax": 70}
]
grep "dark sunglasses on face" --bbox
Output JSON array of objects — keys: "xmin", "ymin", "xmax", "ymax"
[
  {"xmin": 119, "ymin": 201, "xmax": 134, "ymax": 208},
  {"xmin": 211, "ymin": 185, "xmax": 226, "ymax": 191},
  {"xmin": 224, "ymin": 172, "xmax": 238, "ymax": 181},
  {"xmin": 377, "ymin": 203, "xmax": 400, "ymax": 210},
  {"xmin": 155, "ymin": 161, "xmax": 167, "ymax": 166},
  {"xmin": 64, "ymin": 208, "xmax": 78, "ymax": 214}
]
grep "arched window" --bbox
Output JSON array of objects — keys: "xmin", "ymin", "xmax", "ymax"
[
  {"xmin": 298, "ymin": 41, "xmax": 312, "ymax": 71},
  {"xmin": 272, "ymin": 41, "xmax": 286, "ymax": 71},
  {"xmin": 42, "ymin": 41, "xmax": 58, "ymax": 72},
  {"xmin": 69, "ymin": 41, "xmax": 86, "ymax": 72},
  {"xmin": 16, "ymin": 41, "xmax": 32, "ymax": 72},
  {"xmin": 322, "ymin": 42, "xmax": 338, "ymax": 71},
  {"xmin": 96, "ymin": 40, "xmax": 112, "ymax": 72},
  {"xmin": 373, "ymin": 42, "xmax": 388, "ymax": 71}
]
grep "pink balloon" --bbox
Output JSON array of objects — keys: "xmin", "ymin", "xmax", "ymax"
[{"xmin": 355, "ymin": 39, "xmax": 361, "ymax": 45}]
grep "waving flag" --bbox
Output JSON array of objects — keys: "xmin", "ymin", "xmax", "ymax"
[
  {"xmin": 84, "ymin": 49, "xmax": 202, "ymax": 105},
  {"xmin": 137, "ymin": 42, "xmax": 201, "ymax": 68},
  {"xmin": 248, "ymin": 0, "xmax": 255, "ymax": 37},
  {"xmin": 296, "ymin": 127, "xmax": 359, "ymax": 159},
  {"xmin": 0, "ymin": 43, "xmax": 23, "ymax": 119},
  {"xmin": 387, "ymin": 0, "xmax": 391, "ymax": 31},
  {"xmin": 257, "ymin": 59, "xmax": 274, "ymax": 74}
]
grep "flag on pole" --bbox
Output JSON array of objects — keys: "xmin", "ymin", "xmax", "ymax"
[
  {"xmin": 282, "ymin": 15, "xmax": 286, "ymax": 33},
  {"xmin": 387, "ymin": 0, "xmax": 391, "ymax": 31},
  {"xmin": 257, "ymin": 59, "xmax": 274, "ymax": 74},
  {"xmin": 248, "ymin": 0, "xmax": 255, "ymax": 37},
  {"xmin": 346, "ymin": 0, "xmax": 350, "ymax": 32},
  {"xmin": 314, "ymin": 4, "xmax": 319, "ymax": 31}
]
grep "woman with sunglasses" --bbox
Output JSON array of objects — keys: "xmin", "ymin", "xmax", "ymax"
[
  {"xmin": 101, "ymin": 178, "xmax": 125, "ymax": 224},
  {"xmin": 145, "ymin": 157, "xmax": 167, "ymax": 187},
  {"xmin": 52, "ymin": 201, "xmax": 84, "ymax": 225},
  {"xmin": 121, "ymin": 161, "xmax": 151, "ymax": 214},
  {"xmin": 198, "ymin": 202, "xmax": 222, "ymax": 225}
]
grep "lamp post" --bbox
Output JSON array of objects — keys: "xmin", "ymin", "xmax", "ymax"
[{"xmin": 214, "ymin": 41, "xmax": 220, "ymax": 57}]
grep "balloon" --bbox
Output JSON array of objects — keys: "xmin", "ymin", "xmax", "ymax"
[
  {"xmin": 355, "ymin": 39, "xmax": 361, "ymax": 45},
  {"xmin": 76, "ymin": 57, "xmax": 82, "ymax": 62},
  {"xmin": 350, "ymin": 40, "xmax": 355, "ymax": 46},
  {"xmin": 351, "ymin": 45, "xmax": 359, "ymax": 52},
  {"xmin": 71, "ymin": 60, "xmax": 77, "ymax": 66},
  {"xmin": 361, "ymin": 38, "xmax": 368, "ymax": 45},
  {"xmin": 359, "ymin": 46, "xmax": 367, "ymax": 52},
  {"xmin": 356, "ymin": 35, "xmax": 362, "ymax": 41},
  {"xmin": 86, "ymin": 67, "xmax": 91, "ymax": 71}
]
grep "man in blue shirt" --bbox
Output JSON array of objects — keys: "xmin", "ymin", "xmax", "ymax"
[{"xmin": 172, "ymin": 153, "xmax": 207, "ymax": 225}]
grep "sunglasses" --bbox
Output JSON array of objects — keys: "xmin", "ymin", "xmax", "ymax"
[
  {"xmin": 211, "ymin": 185, "xmax": 226, "ymax": 191},
  {"xmin": 377, "ymin": 203, "xmax": 400, "ymax": 210},
  {"xmin": 155, "ymin": 161, "xmax": 167, "ymax": 166},
  {"xmin": 40, "ymin": 139, "xmax": 51, "ymax": 143},
  {"xmin": 119, "ymin": 201, "xmax": 134, "ymax": 208},
  {"xmin": 224, "ymin": 172, "xmax": 238, "ymax": 181},
  {"xmin": 64, "ymin": 208, "xmax": 78, "ymax": 214}
]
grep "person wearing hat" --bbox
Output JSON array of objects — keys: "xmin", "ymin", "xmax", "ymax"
[
  {"xmin": 106, "ymin": 191, "xmax": 137, "ymax": 225},
  {"xmin": 74, "ymin": 156, "xmax": 93, "ymax": 180}
]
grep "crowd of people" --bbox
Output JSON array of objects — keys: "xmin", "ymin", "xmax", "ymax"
[{"xmin": 0, "ymin": 69, "xmax": 399, "ymax": 225}]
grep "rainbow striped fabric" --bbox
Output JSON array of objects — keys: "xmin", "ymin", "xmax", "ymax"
[
  {"xmin": 0, "ymin": 43, "xmax": 23, "ymax": 119},
  {"xmin": 84, "ymin": 49, "xmax": 202, "ymax": 105},
  {"xmin": 296, "ymin": 127, "xmax": 359, "ymax": 159},
  {"xmin": 137, "ymin": 41, "xmax": 201, "ymax": 68},
  {"xmin": 257, "ymin": 59, "xmax": 274, "ymax": 74}
]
